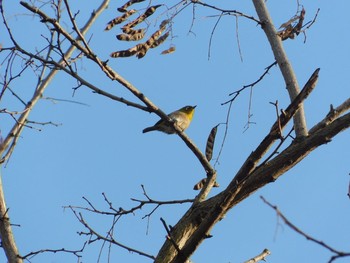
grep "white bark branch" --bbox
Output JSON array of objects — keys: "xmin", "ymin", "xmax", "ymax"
[{"xmin": 252, "ymin": 0, "xmax": 308, "ymax": 137}]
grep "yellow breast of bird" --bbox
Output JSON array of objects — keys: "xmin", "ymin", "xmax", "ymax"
[{"xmin": 169, "ymin": 111, "xmax": 190, "ymax": 131}]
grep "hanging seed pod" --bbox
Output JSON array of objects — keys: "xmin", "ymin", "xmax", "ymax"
[
  {"xmin": 124, "ymin": 5, "xmax": 161, "ymax": 28},
  {"xmin": 161, "ymin": 46, "xmax": 176, "ymax": 55},
  {"xmin": 116, "ymin": 33, "xmax": 144, "ymax": 41},
  {"xmin": 110, "ymin": 44, "xmax": 140, "ymax": 58},
  {"xmin": 105, "ymin": 9, "xmax": 136, "ymax": 31},
  {"xmin": 111, "ymin": 43, "xmax": 149, "ymax": 59},
  {"xmin": 294, "ymin": 7, "xmax": 305, "ymax": 35},
  {"xmin": 205, "ymin": 125, "xmax": 218, "ymax": 162},
  {"xmin": 279, "ymin": 16, "xmax": 299, "ymax": 30},
  {"xmin": 193, "ymin": 178, "xmax": 206, "ymax": 190},
  {"xmin": 110, "ymin": 49, "xmax": 136, "ymax": 58},
  {"xmin": 277, "ymin": 24, "xmax": 295, "ymax": 40},
  {"xmin": 136, "ymin": 43, "xmax": 149, "ymax": 59},
  {"xmin": 159, "ymin": 19, "xmax": 169, "ymax": 30},
  {"xmin": 117, "ymin": 30, "xmax": 145, "ymax": 41},
  {"xmin": 117, "ymin": 0, "xmax": 145, "ymax": 13},
  {"xmin": 193, "ymin": 178, "xmax": 220, "ymax": 190},
  {"xmin": 150, "ymin": 32, "xmax": 169, "ymax": 48},
  {"xmin": 145, "ymin": 25, "xmax": 166, "ymax": 48},
  {"xmin": 122, "ymin": 27, "xmax": 144, "ymax": 35}
]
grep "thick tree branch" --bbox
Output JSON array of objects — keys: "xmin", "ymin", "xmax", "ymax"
[
  {"xmin": 232, "ymin": 68, "xmax": 319, "ymax": 184},
  {"xmin": 215, "ymin": 110, "xmax": 350, "ymax": 211},
  {"xmin": 172, "ymin": 106, "xmax": 350, "ymax": 263},
  {"xmin": 309, "ymin": 98, "xmax": 350, "ymax": 134},
  {"xmin": 168, "ymin": 75, "xmax": 319, "ymax": 259},
  {"xmin": 252, "ymin": 0, "xmax": 308, "ymax": 138}
]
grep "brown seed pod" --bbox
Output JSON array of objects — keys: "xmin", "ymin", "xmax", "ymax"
[
  {"xmin": 104, "ymin": 9, "xmax": 136, "ymax": 31},
  {"xmin": 277, "ymin": 24, "xmax": 295, "ymax": 40},
  {"xmin": 136, "ymin": 44, "xmax": 149, "ymax": 59},
  {"xmin": 123, "ymin": 5, "xmax": 162, "ymax": 28},
  {"xmin": 205, "ymin": 125, "xmax": 218, "ymax": 162},
  {"xmin": 116, "ymin": 30, "xmax": 145, "ymax": 41},
  {"xmin": 161, "ymin": 46, "xmax": 176, "ymax": 55},
  {"xmin": 110, "ymin": 44, "xmax": 141, "ymax": 58},
  {"xmin": 159, "ymin": 19, "xmax": 169, "ymax": 30},
  {"xmin": 122, "ymin": 27, "xmax": 144, "ymax": 35},
  {"xmin": 145, "ymin": 25, "xmax": 166, "ymax": 47},
  {"xmin": 110, "ymin": 43, "xmax": 149, "ymax": 59},
  {"xmin": 110, "ymin": 49, "xmax": 137, "ymax": 58},
  {"xmin": 193, "ymin": 178, "xmax": 219, "ymax": 190},
  {"xmin": 150, "ymin": 32, "xmax": 169, "ymax": 48},
  {"xmin": 294, "ymin": 7, "xmax": 305, "ymax": 35},
  {"xmin": 117, "ymin": 0, "xmax": 145, "ymax": 13}
]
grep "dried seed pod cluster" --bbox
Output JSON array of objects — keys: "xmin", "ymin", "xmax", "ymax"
[
  {"xmin": 277, "ymin": 8, "xmax": 305, "ymax": 41},
  {"xmin": 105, "ymin": 0, "xmax": 174, "ymax": 58}
]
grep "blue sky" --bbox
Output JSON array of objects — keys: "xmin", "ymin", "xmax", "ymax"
[{"xmin": 1, "ymin": 0, "xmax": 350, "ymax": 262}]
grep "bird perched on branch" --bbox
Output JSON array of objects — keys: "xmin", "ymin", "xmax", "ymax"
[{"xmin": 143, "ymin": 105, "xmax": 196, "ymax": 134}]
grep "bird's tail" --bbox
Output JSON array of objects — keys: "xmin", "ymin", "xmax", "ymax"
[{"xmin": 142, "ymin": 126, "xmax": 157, "ymax": 133}]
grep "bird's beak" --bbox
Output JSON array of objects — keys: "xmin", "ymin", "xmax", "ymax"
[{"xmin": 193, "ymin": 105, "xmax": 197, "ymax": 109}]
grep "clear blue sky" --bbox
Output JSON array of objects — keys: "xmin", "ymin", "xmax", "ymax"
[{"xmin": 1, "ymin": 0, "xmax": 349, "ymax": 262}]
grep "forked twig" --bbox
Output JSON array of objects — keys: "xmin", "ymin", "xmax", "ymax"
[
  {"xmin": 160, "ymin": 217, "xmax": 181, "ymax": 253},
  {"xmin": 261, "ymin": 196, "xmax": 350, "ymax": 263},
  {"xmin": 70, "ymin": 209, "xmax": 156, "ymax": 260},
  {"xmin": 223, "ymin": 61, "xmax": 277, "ymax": 105}
]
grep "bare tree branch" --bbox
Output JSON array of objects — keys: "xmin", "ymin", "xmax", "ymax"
[
  {"xmin": 71, "ymin": 209, "xmax": 156, "ymax": 260},
  {"xmin": 19, "ymin": 2, "xmax": 217, "ymax": 196},
  {"xmin": 0, "ymin": 1, "xmax": 111, "ymax": 261},
  {"xmin": 21, "ymin": 243, "xmax": 86, "ymax": 262},
  {"xmin": 0, "ymin": 175, "xmax": 21, "ymax": 262},
  {"xmin": 252, "ymin": 0, "xmax": 308, "ymax": 138},
  {"xmin": 309, "ymin": 98, "xmax": 350, "ymax": 134},
  {"xmin": 154, "ymin": 70, "xmax": 350, "ymax": 263},
  {"xmin": 244, "ymin": 248, "xmax": 271, "ymax": 263},
  {"xmin": 160, "ymin": 217, "xmax": 181, "ymax": 253},
  {"xmin": 1, "ymin": 0, "xmax": 111, "ymax": 162},
  {"xmin": 1, "ymin": 1, "xmax": 349, "ymax": 263},
  {"xmin": 191, "ymin": 0, "xmax": 261, "ymax": 24}
]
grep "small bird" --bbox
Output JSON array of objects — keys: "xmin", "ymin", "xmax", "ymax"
[{"xmin": 143, "ymin": 105, "xmax": 196, "ymax": 134}]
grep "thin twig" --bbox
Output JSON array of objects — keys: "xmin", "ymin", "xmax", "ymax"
[
  {"xmin": 73, "ymin": 210, "xmax": 156, "ymax": 260},
  {"xmin": 261, "ymin": 196, "xmax": 350, "ymax": 263},
  {"xmin": 235, "ymin": 15, "xmax": 243, "ymax": 62},
  {"xmin": 191, "ymin": 0, "xmax": 261, "ymax": 24},
  {"xmin": 208, "ymin": 12, "xmax": 223, "ymax": 60},
  {"xmin": 21, "ymin": 1, "xmax": 216, "ymax": 190},
  {"xmin": 21, "ymin": 243, "xmax": 86, "ymax": 261},
  {"xmin": 65, "ymin": 188, "xmax": 194, "ymax": 218},
  {"xmin": 160, "ymin": 217, "xmax": 181, "ymax": 253},
  {"xmin": 223, "ymin": 61, "xmax": 277, "ymax": 105}
]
